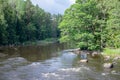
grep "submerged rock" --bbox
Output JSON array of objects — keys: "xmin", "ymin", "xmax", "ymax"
[
  {"xmin": 103, "ymin": 63, "xmax": 114, "ymax": 68},
  {"xmin": 111, "ymin": 70, "xmax": 117, "ymax": 74},
  {"xmin": 63, "ymin": 48, "xmax": 80, "ymax": 54},
  {"xmin": 0, "ymin": 53, "xmax": 8, "ymax": 57},
  {"xmin": 112, "ymin": 61, "xmax": 117, "ymax": 65},
  {"xmin": 80, "ymin": 52, "xmax": 87, "ymax": 59}
]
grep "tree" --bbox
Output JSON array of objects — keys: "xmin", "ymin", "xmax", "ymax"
[
  {"xmin": 105, "ymin": 0, "xmax": 120, "ymax": 48},
  {"xmin": 0, "ymin": 0, "xmax": 8, "ymax": 45},
  {"xmin": 59, "ymin": 0, "xmax": 104, "ymax": 50},
  {"xmin": 32, "ymin": 5, "xmax": 45, "ymax": 40},
  {"xmin": 0, "ymin": 0, "xmax": 62, "ymax": 46},
  {"xmin": 51, "ymin": 14, "xmax": 62, "ymax": 37},
  {"xmin": 4, "ymin": 2, "xmax": 19, "ymax": 44}
]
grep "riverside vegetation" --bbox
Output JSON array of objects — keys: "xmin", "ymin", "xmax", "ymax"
[
  {"xmin": 0, "ymin": 0, "xmax": 62, "ymax": 46},
  {"xmin": 0, "ymin": 0, "xmax": 120, "ymax": 57},
  {"xmin": 59, "ymin": 0, "xmax": 120, "ymax": 56}
]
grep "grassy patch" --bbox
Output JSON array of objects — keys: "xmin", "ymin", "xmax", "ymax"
[
  {"xmin": 103, "ymin": 48, "xmax": 120, "ymax": 57},
  {"xmin": 37, "ymin": 38, "xmax": 58, "ymax": 45},
  {"xmin": 23, "ymin": 38, "xmax": 58, "ymax": 46}
]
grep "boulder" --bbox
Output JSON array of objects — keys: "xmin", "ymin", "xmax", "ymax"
[
  {"xmin": 113, "ymin": 56, "xmax": 120, "ymax": 61},
  {"xmin": 79, "ymin": 59, "xmax": 88, "ymax": 63},
  {"xmin": 73, "ymin": 48, "xmax": 80, "ymax": 54},
  {"xmin": 91, "ymin": 51, "xmax": 99, "ymax": 57},
  {"xmin": 104, "ymin": 56, "xmax": 111, "ymax": 61},
  {"xmin": 103, "ymin": 63, "xmax": 114, "ymax": 68}
]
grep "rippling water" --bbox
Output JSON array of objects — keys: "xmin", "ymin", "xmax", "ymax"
[{"xmin": 0, "ymin": 43, "xmax": 120, "ymax": 80}]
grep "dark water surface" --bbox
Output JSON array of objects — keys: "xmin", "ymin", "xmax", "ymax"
[{"xmin": 0, "ymin": 43, "xmax": 120, "ymax": 80}]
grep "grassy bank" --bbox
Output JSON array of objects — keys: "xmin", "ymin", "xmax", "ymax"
[
  {"xmin": 0, "ymin": 38, "xmax": 59, "ymax": 48},
  {"xmin": 103, "ymin": 48, "xmax": 120, "ymax": 57},
  {"xmin": 23, "ymin": 38, "xmax": 59, "ymax": 46}
]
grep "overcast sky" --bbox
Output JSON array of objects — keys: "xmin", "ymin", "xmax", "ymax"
[{"xmin": 31, "ymin": 0, "xmax": 75, "ymax": 14}]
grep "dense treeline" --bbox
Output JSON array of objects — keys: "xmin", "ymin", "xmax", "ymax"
[
  {"xmin": 59, "ymin": 0, "xmax": 120, "ymax": 50},
  {"xmin": 0, "ymin": 0, "xmax": 62, "ymax": 45}
]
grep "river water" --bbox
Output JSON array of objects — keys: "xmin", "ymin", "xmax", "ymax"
[{"xmin": 0, "ymin": 43, "xmax": 120, "ymax": 80}]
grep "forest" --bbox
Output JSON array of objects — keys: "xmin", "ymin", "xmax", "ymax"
[
  {"xmin": 0, "ymin": 0, "xmax": 62, "ymax": 46},
  {"xmin": 59, "ymin": 0, "xmax": 120, "ymax": 51},
  {"xmin": 0, "ymin": 0, "xmax": 120, "ymax": 51}
]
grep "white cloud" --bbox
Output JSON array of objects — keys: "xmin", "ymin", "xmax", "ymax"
[
  {"xmin": 70, "ymin": 0, "xmax": 75, "ymax": 4},
  {"xmin": 31, "ymin": 0, "xmax": 75, "ymax": 14}
]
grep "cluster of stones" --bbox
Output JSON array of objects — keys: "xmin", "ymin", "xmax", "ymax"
[{"xmin": 71, "ymin": 48, "xmax": 120, "ymax": 69}]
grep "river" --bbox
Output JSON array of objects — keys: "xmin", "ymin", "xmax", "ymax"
[{"xmin": 0, "ymin": 43, "xmax": 120, "ymax": 80}]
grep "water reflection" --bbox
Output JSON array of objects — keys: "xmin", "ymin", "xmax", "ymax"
[{"xmin": 18, "ymin": 43, "xmax": 68, "ymax": 61}]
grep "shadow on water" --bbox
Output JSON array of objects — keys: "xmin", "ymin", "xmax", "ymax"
[{"xmin": 0, "ymin": 43, "xmax": 120, "ymax": 80}]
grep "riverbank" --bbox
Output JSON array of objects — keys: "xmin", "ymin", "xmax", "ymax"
[
  {"xmin": 0, "ymin": 38, "xmax": 59, "ymax": 48},
  {"xmin": 22, "ymin": 38, "xmax": 59, "ymax": 46},
  {"xmin": 102, "ymin": 48, "xmax": 120, "ymax": 57}
]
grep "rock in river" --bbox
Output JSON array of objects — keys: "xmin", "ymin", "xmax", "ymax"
[
  {"xmin": 0, "ymin": 53, "xmax": 8, "ymax": 57},
  {"xmin": 79, "ymin": 59, "xmax": 88, "ymax": 63},
  {"xmin": 91, "ymin": 51, "xmax": 100, "ymax": 57},
  {"xmin": 113, "ymin": 56, "xmax": 120, "ymax": 61},
  {"xmin": 104, "ymin": 56, "xmax": 111, "ymax": 61},
  {"xmin": 103, "ymin": 63, "xmax": 114, "ymax": 68}
]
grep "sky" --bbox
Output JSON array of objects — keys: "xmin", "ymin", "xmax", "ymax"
[{"xmin": 31, "ymin": 0, "xmax": 75, "ymax": 14}]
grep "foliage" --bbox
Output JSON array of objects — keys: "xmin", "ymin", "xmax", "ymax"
[
  {"xmin": 105, "ymin": 0, "xmax": 120, "ymax": 48},
  {"xmin": 0, "ymin": 0, "xmax": 62, "ymax": 46},
  {"xmin": 59, "ymin": 0, "xmax": 102, "ymax": 50},
  {"xmin": 59, "ymin": 0, "xmax": 120, "ymax": 50}
]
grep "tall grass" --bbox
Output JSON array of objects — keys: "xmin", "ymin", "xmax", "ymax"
[{"xmin": 103, "ymin": 48, "xmax": 120, "ymax": 56}]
